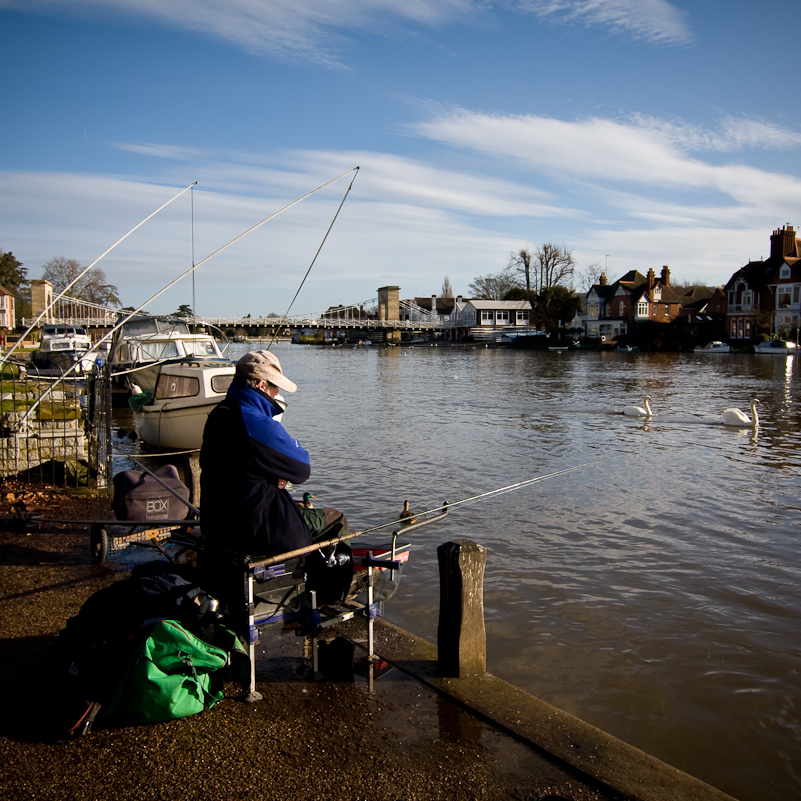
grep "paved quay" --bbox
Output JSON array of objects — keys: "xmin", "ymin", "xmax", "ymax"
[{"xmin": 0, "ymin": 491, "xmax": 738, "ymax": 801}]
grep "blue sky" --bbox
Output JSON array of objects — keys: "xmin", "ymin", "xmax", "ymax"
[{"xmin": 2, "ymin": 1, "xmax": 800, "ymax": 318}]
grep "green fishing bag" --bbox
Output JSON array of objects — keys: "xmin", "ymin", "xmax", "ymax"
[{"xmin": 105, "ymin": 619, "xmax": 228, "ymax": 725}]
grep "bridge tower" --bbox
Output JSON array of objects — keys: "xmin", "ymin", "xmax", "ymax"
[
  {"xmin": 377, "ymin": 285, "xmax": 400, "ymax": 321},
  {"xmin": 31, "ymin": 280, "xmax": 54, "ymax": 323},
  {"xmin": 377, "ymin": 285, "xmax": 402, "ymax": 344}
]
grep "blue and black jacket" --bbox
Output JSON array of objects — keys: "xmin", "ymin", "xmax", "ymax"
[{"xmin": 199, "ymin": 381, "xmax": 312, "ymax": 556}]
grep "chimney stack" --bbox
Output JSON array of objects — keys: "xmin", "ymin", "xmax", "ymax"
[
  {"xmin": 770, "ymin": 225, "xmax": 797, "ymax": 260},
  {"xmin": 647, "ymin": 268, "xmax": 655, "ymax": 290},
  {"xmin": 661, "ymin": 265, "xmax": 670, "ymax": 286}
]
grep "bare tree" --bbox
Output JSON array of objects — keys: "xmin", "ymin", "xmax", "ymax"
[
  {"xmin": 41, "ymin": 257, "xmax": 121, "ymax": 306},
  {"xmin": 508, "ymin": 249, "xmax": 533, "ymax": 291},
  {"xmin": 441, "ymin": 276, "xmax": 454, "ymax": 298},
  {"xmin": 510, "ymin": 245, "xmax": 575, "ymax": 294},
  {"xmin": 468, "ymin": 266, "xmax": 521, "ymax": 299},
  {"xmin": 576, "ymin": 261, "xmax": 603, "ymax": 294}
]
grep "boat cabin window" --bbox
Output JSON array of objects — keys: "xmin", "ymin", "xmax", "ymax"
[
  {"xmin": 210, "ymin": 374, "xmax": 233, "ymax": 394},
  {"xmin": 139, "ymin": 341, "xmax": 180, "ymax": 361},
  {"xmin": 184, "ymin": 340, "xmax": 219, "ymax": 357},
  {"xmin": 155, "ymin": 375, "xmax": 200, "ymax": 400}
]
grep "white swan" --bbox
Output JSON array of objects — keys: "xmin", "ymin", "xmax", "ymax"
[
  {"xmin": 722, "ymin": 398, "xmax": 760, "ymax": 427},
  {"xmin": 623, "ymin": 395, "xmax": 653, "ymax": 417}
]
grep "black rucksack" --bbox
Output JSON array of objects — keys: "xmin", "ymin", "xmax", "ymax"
[{"xmin": 31, "ymin": 562, "xmax": 242, "ymax": 739}]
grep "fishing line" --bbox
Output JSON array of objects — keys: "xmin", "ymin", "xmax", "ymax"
[{"xmin": 266, "ymin": 166, "xmax": 360, "ymax": 349}]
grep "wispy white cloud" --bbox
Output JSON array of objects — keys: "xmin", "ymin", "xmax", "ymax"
[
  {"xmin": 412, "ymin": 109, "xmax": 801, "ymax": 213},
  {"xmin": 515, "ymin": 0, "xmax": 693, "ymax": 45},
  {"xmin": 5, "ymin": 104, "xmax": 800, "ymax": 315},
  {"xmin": 1, "ymin": 0, "xmax": 484, "ymax": 65}
]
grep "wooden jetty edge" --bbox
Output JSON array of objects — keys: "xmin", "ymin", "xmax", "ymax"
[{"xmin": 352, "ymin": 539, "xmax": 739, "ymax": 801}]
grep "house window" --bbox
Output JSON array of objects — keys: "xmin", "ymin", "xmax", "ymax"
[
  {"xmin": 794, "ymin": 287, "xmax": 800, "ymax": 304},
  {"xmin": 781, "ymin": 265, "xmax": 791, "ymax": 279},
  {"xmin": 618, "ymin": 301, "xmax": 624, "ymax": 316},
  {"xmin": 480, "ymin": 310, "xmax": 493, "ymax": 324},
  {"xmin": 730, "ymin": 319, "xmax": 738, "ymax": 339},
  {"xmin": 744, "ymin": 319, "xmax": 751, "ymax": 338},
  {"xmin": 779, "ymin": 289, "xmax": 791, "ymax": 308},
  {"xmin": 515, "ymin": 310, "xmax": 528, "ymax": 324},
  {"xmin": 637, "ymin": 300, "xmax": 648, "ymax": 316},
  {"xmin": 495, "ymin": 311, "xmax": 509, "ymax": 325}
]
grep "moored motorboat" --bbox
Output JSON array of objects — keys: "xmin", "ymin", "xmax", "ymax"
[
  {"xmin": 29, "ymin": 324, "xmax": 95, "ymax": 375},
  {"xmin": 130, "ymin": 361, "xmax": 234, "ymax": 450},
  {"xmin": 696, "ymin": 341, "xmax": 731, "ymax": 353},
  {"xmin": 754, "ymin": 339, "xmax": 799, "ymax": 355},
  {"xmin": 108, "ymin": 316, "xmax": 228, "ymax": 392}
]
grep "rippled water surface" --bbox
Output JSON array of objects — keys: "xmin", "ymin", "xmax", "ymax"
[{"xmin": 186, "ymin": 344, "xmax": 801, "ymax": 800}]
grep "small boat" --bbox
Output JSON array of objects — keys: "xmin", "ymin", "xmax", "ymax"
[
  {"xmin": 108, "ymin": 316, "xmax": 228, "ymax": 392},
  {"xmin": 754, "ymin": 339, "xmax": 799, "ymax": 355},
  {"xmin": 130, "ymin": 361, "xmax": 234, "ymax": 450},
  {"xmin": 29, "ymin": 324, "xmax": 95, "ymax": 375},
  {"xmin": 696, "ymin": 341, "xmax": 731, "ymax": 354}
]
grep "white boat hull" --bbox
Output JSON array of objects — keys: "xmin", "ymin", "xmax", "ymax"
[
  {"xmin": 133, "ymin": 400, "xmax": 220, "ymax": 451},
  {"xmin": 696, "ymin": 342, "xmax": 731, "ymax": 353},
  {"xmin": 131, "ymin": 361, "xmax": 234, "ymax": 450},
  {"xmin": 754, "ymin": 340, "xmax": 798, "ymax": 355}
]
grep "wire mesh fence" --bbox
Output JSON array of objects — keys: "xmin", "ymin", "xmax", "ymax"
[{"xmin": 0, "ymin": 358, "xmax": 112, "ymax": 492}]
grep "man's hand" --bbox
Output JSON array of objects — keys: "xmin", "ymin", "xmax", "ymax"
[{"xmin": 277, "ymin": 479, "xmax": 288, "ymax": 489}]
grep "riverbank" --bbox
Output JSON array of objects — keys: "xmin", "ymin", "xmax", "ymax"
[{"xmin": 0, "ymin": 486, "xmax": 739, "ymax": 801}]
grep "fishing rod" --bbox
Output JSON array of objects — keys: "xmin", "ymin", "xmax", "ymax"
[
  {"xmin": 2, "ymin": 182, "xmax": 198, "ymax": 366},
  {"xmin": 266, "ymin": 166, "xmax": 360, "ymax": 349},
  {"xmin": 17, "ymin": 168, "xmax": 360, "ymax": 425},
  {"xmin": 250, "ymin": 457, "xmax": 613, "ymax": 568}
]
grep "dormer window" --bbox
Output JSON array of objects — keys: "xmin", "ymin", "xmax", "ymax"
[
  {"xmin": 653, "ymin": 285, "xmax": 662, "ymax": 300},
  {"xmin": 780, "ymin": 264, "xmax": 791, "ymax": 280}
]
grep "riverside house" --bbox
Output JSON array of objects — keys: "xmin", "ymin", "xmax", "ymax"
[{"xmin": 725, "ymin": 225, "xmax": 801, "ymax": 342}]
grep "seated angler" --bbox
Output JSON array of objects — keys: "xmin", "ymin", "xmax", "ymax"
[{"xmin": 199, "ymin": 349, "xmax": 348, "ymax": 565}]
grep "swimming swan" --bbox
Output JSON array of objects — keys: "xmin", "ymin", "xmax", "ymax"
[
  {"xmin": 623, "ymin": 395, "xmax": 653, "ymax": 417},
  {"xmin": 722, "ymin": 398, "xmax": 760, "ymax": 427}
]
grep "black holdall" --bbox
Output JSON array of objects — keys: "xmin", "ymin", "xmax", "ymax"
[{"xmin": 112, "ymin": 465, "xmax": 190, "ymax": 522}]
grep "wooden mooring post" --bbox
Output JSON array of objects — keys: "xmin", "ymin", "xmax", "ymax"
[{"xmin": 437, "ymin": 539, "xmax": 487, "ymax": 677}]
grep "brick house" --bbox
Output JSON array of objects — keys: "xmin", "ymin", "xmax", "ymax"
[
  {"xmin": 584, "ymin": 266, "xmax": 681, "ymax": 340},
  {"xmin": 725, "ymin": 225, "xmax": 801, "ymax": 341}
]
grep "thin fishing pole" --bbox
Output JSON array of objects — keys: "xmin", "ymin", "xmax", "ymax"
[
  {"xmin": 18, "ymin": 169, "xmax": 359, "ymax": 423},
  {"xmin": 191, "ymin": 184, "xmax": 196, "ymax": 325},
  {"xmin": 3, "ymin": 182, "xmax": 197, "ymax": 365},
  {"xmin": 267, "ymin": 166, "xmax": 360, "ymax": 349},
  {"xmin": 119, "ymin": 165, "xmax": 360, "ymax": 320},
  {"xmin": 356, "ymin": 457, "xmax": 616, "ymax": 536}
]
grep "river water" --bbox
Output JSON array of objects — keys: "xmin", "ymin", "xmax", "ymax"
[{"xmin": 124, "ymin": 343, "xmax": 801, "ymax": 801}]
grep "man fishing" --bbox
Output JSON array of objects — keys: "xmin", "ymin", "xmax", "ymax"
[{"xmin": 199, "ymin": 350, "xmax": 347, "ymax": 558}]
